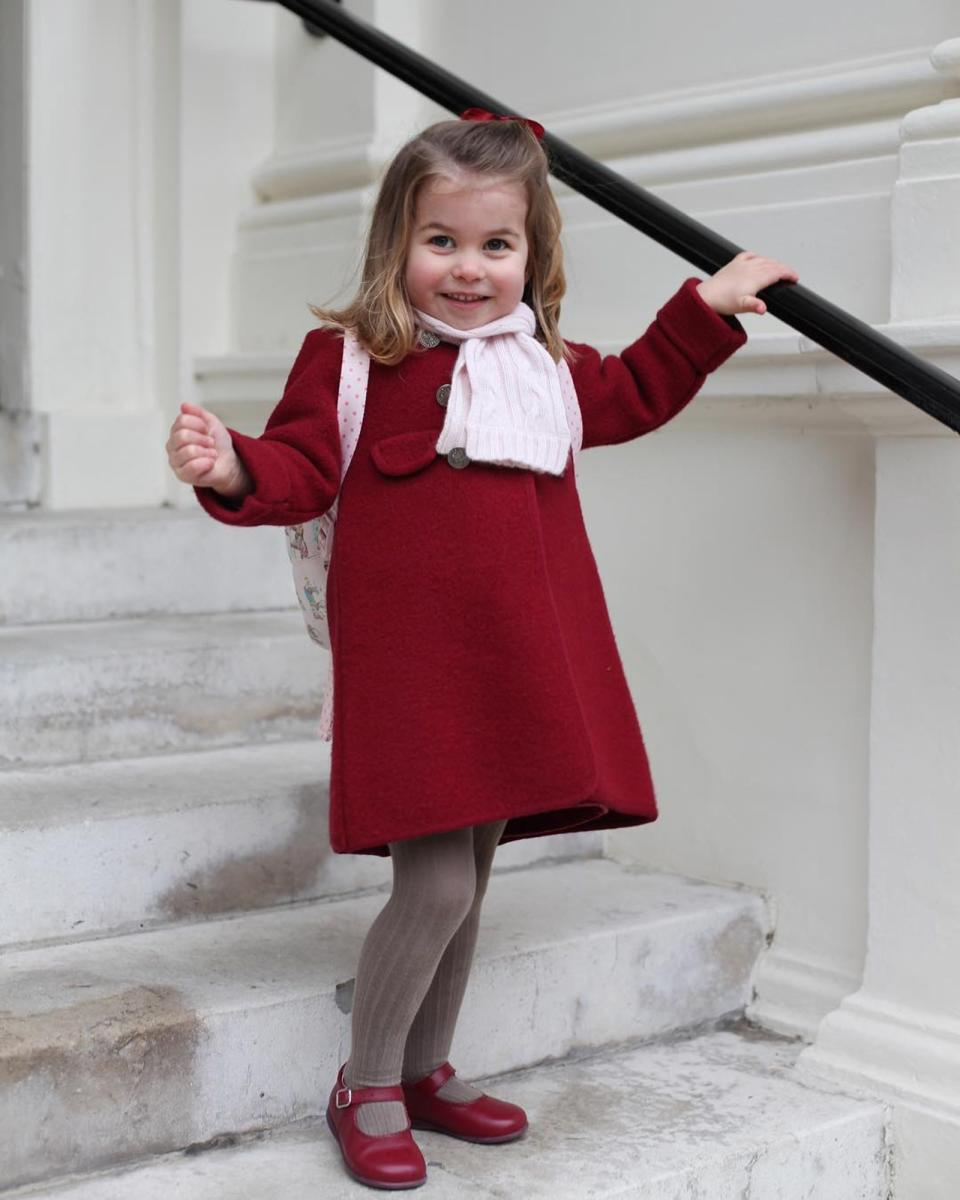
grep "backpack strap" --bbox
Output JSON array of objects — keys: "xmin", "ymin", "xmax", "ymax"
[
  {"xmin": 336, "ymin": 327, "xmax": 370, "ymax": 484},
  {"xmin": 315, "ymin": 328, "xmax": 370, "ymax": 743},
  {"xmin": 558, "ymin": 357, "xmax": 583, "ymax": 460}
]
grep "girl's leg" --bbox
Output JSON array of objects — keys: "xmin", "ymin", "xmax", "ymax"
[
  {"xmin": 401, "ymin": 817, "xmax": 508, "ymax": 1102},
  {"xmin": 342, "ymin": 825, "xmax": 478, "ymax": 1136}
]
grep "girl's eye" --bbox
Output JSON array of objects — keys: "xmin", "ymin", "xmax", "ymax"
[
  {"xmin": 486, "ymin": 238, "xmax": 509, "ymax": 252},
  {"xmin": 429, "ymin": 235, "xmax": 453, "ymax": 248}
]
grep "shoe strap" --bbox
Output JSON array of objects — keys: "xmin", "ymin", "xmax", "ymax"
[
  {"xmin": 335, "ymin": 1070, "xmax": 406, "ymax": 1110},
  {"xmin": 404, "ymin": 1061, "xmax": 456, "ymax": 1097}
]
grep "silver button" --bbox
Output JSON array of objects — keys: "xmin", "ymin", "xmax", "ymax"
[
  {"xmin": 446, "ymin": 447, "xmax": 470, "ymax": 469},
  {"xmin": 418, "ymin": 329, "xmax": 441, "ymax": 349},
  {"xmin": 435, "ymin": 383, "xmax": 451, "ymax": 407}
]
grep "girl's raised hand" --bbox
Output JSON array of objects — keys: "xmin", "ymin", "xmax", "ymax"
[
  {"xmin": 696, "ymin": 250, "xmax": 799, "ymax": 316},
  {"xmin": 166, "ymin": 402, "xmax": 246, "ymax": 494}
]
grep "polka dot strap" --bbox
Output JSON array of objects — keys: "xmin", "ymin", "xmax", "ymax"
[
  {"xmin": 337, "ymin": 328, "xmax": 370, "ymax": 480},
  {"xmin": 558, "ymin": 357, "xmax": 583, "ymax": 462}
]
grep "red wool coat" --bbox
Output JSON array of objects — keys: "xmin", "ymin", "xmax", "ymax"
[{"xmin": 195, "ymin": 278, "xmax": 746, "ymax": 856}]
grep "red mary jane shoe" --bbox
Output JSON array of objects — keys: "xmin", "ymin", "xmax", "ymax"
[
  {"xmin": 401, "ymin": 1062, "xmax": 528, "ymax": 1143},
  {"xmin": 325, "ymin": 1062, "xmax": 427, "ymax": 1190}
]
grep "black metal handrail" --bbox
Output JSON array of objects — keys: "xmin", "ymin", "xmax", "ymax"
[{"xmin": 260, "ymin": 0, "xmax": 960, "ymax": 434}]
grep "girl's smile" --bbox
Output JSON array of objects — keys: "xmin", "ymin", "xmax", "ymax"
[{"xmin": 405, "ymin": 174, "xmax": 530, "ymax": 330}]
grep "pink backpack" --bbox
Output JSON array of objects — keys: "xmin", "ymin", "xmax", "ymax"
[{"xmin": 284, "ymin": 328, "xmax": 583, "ymax": 742}]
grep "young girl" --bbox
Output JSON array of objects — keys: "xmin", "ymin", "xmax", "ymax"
[{"xmin": 166, "ymin": 112, "xmax": 798, "ymax": 1191}]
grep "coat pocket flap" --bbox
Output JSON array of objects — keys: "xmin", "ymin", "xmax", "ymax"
[{"xmin": 370, "ymin": 429, "xmax": 441, "ymax": 477}]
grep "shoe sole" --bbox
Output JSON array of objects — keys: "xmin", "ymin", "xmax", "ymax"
[
  {"xmin": 408, "ymin": 1117, "xmax": 528, "ymax": 1144},
  {"xmin": 325, "ymin": 1108, "xmax": 427, "ymax": 1190}
]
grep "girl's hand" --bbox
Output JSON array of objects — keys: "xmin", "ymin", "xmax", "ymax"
[
  {"xmin": 696, "ymin": 250, "xmax": 799, "ymax": 316},
  {"xmin": 166, "ymin": 402, "xmax": 250, "ymax": 497}
]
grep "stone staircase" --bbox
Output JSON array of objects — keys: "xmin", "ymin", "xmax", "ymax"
[{"xmin": 0, "ymin": 509, "xmax": 892, "ymax": 1197}]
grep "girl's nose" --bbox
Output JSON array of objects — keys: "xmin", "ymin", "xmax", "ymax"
[{"xmin": 452, "ymin": 256, "xmax": 484, "ymax": 282}]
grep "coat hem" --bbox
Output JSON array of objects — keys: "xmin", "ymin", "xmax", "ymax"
[
  {"xmin": 327, "ymin": 772, "xmax": 658, "ymax": 857},
  {"xmin": 328, "ymin": 757, "xmax": 597, "ymax": 856}
]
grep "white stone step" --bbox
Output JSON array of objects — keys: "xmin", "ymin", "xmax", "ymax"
[
  {"xmin": 0, "ymin": 508, "xmax": 295, "ymax": 625},
  {"xmin": 0, "ymin": 859, "xmax": 769, "ymax": 1190},
  {"xmin": 0, "ymin": 611, "xmax": 325, "ymax": 768},
  {"xmin": 4, "ymin": 1026, "xmax": 889, "ymax": 1199},
  {"xmin": 0, "ymin": 740, "xmax": 602, "ymax": 949}
]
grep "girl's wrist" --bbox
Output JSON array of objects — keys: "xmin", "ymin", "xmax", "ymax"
[
  {"xmin": 214, "ymin": 456, "xmax": 253, "ymax": 499},
  {"xmin": 695, "ymin": 280, "xmax": 721, "ymax": 313}
]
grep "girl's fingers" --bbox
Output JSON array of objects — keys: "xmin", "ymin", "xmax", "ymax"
[
  {"xmin": 175, "ymin": 414, "xmax": 211, "ymax": 434},
  {"xmin": 174, "ymin": 427, "xmax": 215, "ymax": 448},
  {"xmin": 169, "ymin": 436, "xmax": 213, "ymax": 463},
  {"xmin": 738, "ymin": 251, "xmax": 799, "ymax": 276},
  {"xmin": 172, "ymin": 444, "xmax": 217, "ymax": 470},
  {"xmin": 178, "ymin": 455, "xmax": 215, "ymax": 478},
  {"xmin": 168, "ymin": 417, "xmax": 213, "ymax": 451},
  {"xmin": 179, "ymin": 403, "xmax": 219, "ymax": 430},
  {"xmin": 167, "ymin": 404, "xmax": 224, "ymax": 485}
]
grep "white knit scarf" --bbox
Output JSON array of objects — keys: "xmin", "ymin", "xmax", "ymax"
[{"xmin": 415, "ymin": 302, "xmax": 574, "ymax": 475}]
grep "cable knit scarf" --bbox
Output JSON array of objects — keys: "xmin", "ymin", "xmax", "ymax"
[{"xmin": 415, "ymin": 302, "xmax": 575, "ymax": 475}]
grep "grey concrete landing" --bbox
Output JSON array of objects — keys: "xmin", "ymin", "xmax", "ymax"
[
  {"xmin": 0, "ymin": 860, "xmax": 769, "ymax": 1189},
  {"xmin": 0, "ymin": 741, "xmax": 602, "ymax": 948},
  {"xmin": 6, "ymin": 1027, "xmax": 890, "ymax": 1199}
]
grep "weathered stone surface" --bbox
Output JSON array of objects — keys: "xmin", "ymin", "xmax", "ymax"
[
  {"xmin": 0, "ymin": 740, "xmax": 602, "ymax": 947},
  {"xmin": 0, "ymin": 860, "xmax": 769, "ymax": 1188},
  {"xmin": 13, "ymin": 1027, "xmax": 889, "ymax": 1199},
  {"xmin": 0, "ymin": 611, "xmax": 324, "ymax": 768},
  {"xmin": 0, "ymin": 507, "xmax": 294, "ymax": 625}
]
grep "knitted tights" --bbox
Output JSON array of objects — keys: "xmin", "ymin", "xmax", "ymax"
[{"xmin": 342, "ymin": 817, "xmax": 508, "ymax": 1136}]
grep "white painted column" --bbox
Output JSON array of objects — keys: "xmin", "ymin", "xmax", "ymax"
[
  {"xmin": 27, "ymin": 0, "xmax": 173, "ymax": 508},
  {"xmin": 19, "ymin": 0, "xmax": 276, "ymax": 510},
  {"xmin": 796, "ymin": 39, "xmax": 960, "ymax": 1192},
  {"xmin": 0, "ymin": 0, "xmax": 41, "ymax": 506},
  {"xmin": 230, "ymin": 0, "xmax": 431, "ymax": 358}
]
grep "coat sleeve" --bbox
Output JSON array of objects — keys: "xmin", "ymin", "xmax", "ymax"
[
  {"xmin": 567, "ymin": 277, "xmax": 747, "ymax": 450},
  {"xmin": 193, "ymin": 327, "xmax": 344, "ymax": 527}
]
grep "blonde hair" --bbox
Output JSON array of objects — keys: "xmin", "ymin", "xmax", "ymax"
[{"xmin": 309, "ymin": 118, "xmax": 569, "ymax": 365}]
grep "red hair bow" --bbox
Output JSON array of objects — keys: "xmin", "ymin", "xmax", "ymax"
[{"xmin": 459, "ymin": 107, "xmax": 545, "ymax": 141}]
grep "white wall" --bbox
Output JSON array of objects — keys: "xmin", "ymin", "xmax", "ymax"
[
  {"xmin": 421, "ymin": 0, "xmax": 958, "ymax": 111},
  {"xmin": 582, "ymin": 427, "xmax": 875, "ymax": 1027}
]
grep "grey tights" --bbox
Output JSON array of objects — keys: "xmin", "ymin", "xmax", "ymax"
[{"xmin": 342, "ymin": 818, "xmax": 509, "ymax": 1136}]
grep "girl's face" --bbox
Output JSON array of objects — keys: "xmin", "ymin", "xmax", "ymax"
[{"xmin": 405, "ymin": 173, "xmax": 529, "ymax": 330}]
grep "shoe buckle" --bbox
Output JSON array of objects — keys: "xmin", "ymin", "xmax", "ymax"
[{"xmin": 335, "ymin": 1086, "xmax": 352, "ymax": 1109}]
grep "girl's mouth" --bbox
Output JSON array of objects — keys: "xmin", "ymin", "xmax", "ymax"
[{"xmin": 442, "ymin": 293, "xmax": 489, "ymax": 306}]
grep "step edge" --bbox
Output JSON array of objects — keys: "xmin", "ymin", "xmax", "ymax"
[
  {"xmin": 0, "ymin": 862, "xmax": 768, "ymax": 988},
  {"xmin": 0, "ymin": 1020, "xmax": 889, "ymax": 1200}
]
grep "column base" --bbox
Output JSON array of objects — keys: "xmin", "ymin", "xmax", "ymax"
[{"xmin": 796, "ymin": 989, "xmax": 960, "ymax": 1191}]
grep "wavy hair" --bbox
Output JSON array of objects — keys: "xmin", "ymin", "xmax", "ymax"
[{"xmin": 309, "ymin": 118, "xmax": 569, "ymax": 364}]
